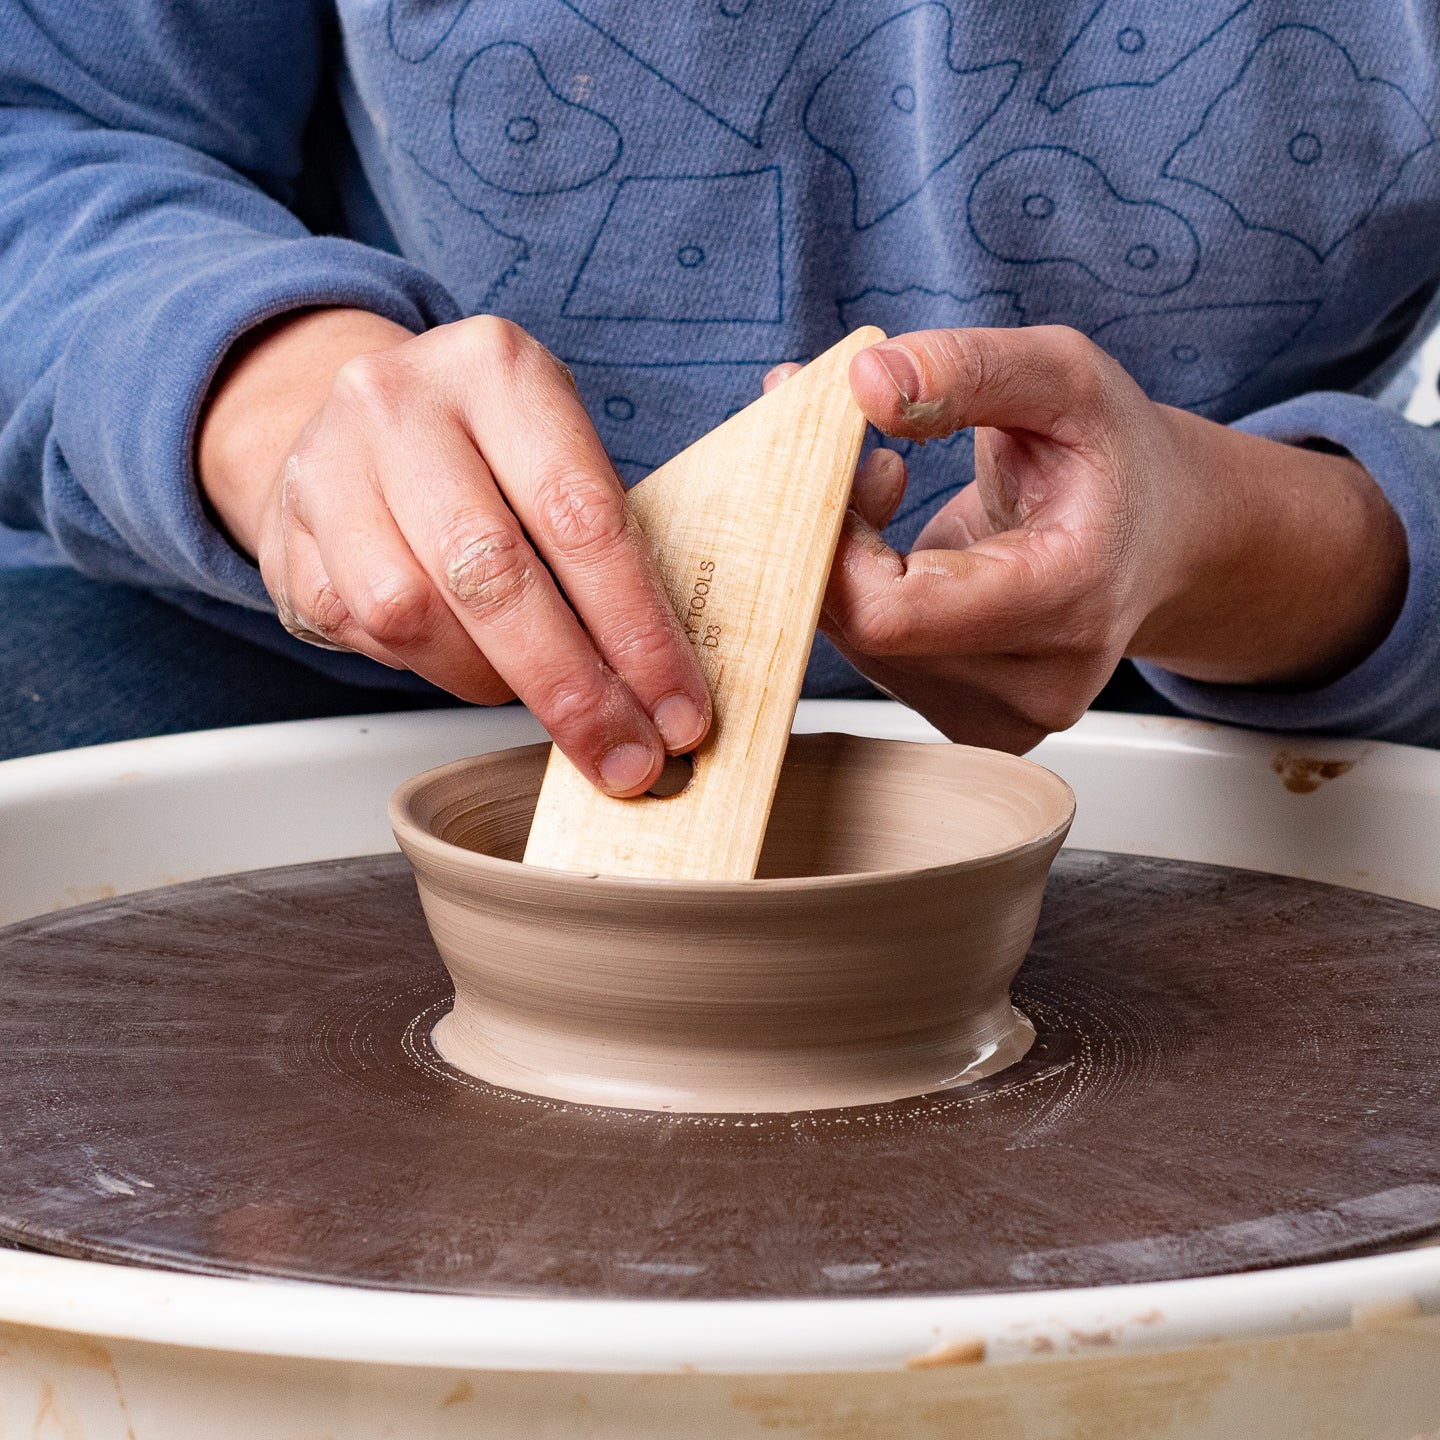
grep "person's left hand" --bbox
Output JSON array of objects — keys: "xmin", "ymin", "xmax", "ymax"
[{"xmin": 766, "ymin": 325, "xmax": 1408, "ymax": 753}]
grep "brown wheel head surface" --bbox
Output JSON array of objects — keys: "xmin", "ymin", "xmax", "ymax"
[{"xmin": 0, "ymin": 849, "xmax": 1437, "ymax": 1297}]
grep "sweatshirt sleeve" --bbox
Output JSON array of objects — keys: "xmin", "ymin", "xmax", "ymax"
[
  {"xmin": 0, "ymin": 1, "xmax": 461, "ymax": 609},
  {"xmin": 1135, "ymin": 392, "xmax": 1440, "ymax": 745}
]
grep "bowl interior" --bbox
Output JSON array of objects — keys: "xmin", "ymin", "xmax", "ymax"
[{"xmin": 404, "ymin": 733, "xmax": 1074, "ymax": 882}]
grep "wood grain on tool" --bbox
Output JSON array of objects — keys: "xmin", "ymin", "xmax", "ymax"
[{"xmin": 523, "ymin": 326, "xmax": 884, "ymax": 881}]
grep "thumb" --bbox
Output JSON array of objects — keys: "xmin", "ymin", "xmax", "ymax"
[{"xmin": 849, "ymin": 325, "xmax": 1127, "ymax": 444}]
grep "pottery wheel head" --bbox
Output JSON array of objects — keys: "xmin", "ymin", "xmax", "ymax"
[
  {"xmin": 390, "ymin": 734, "xmax": 1075, "ymax": 1113},
  {"xmin": 4, "ymin": 850, "xmax": 1440, "ymax": 1298}
]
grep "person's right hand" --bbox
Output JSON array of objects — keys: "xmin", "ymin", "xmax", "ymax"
[{"xmin": 198, "ymin": 308, "xmax": 711, "ymax": 796}]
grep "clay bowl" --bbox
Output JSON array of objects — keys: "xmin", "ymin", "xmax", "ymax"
[{"xmin": 390, "ymin": 733, "xmax": 1074, "ymax": 1114}]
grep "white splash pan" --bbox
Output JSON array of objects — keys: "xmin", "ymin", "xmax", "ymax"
[{"xmin": 2, "ymin": 702, "xmax": 1438, "ymax": 1440}]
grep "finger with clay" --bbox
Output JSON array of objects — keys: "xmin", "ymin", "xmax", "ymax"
[
  {"xmin": 766, "ymin": 326, "xmax": 1408, "ymax": 755},
  {"xmin": 199, "ymin": 309, "xmax": 713, "ymax": 795}
]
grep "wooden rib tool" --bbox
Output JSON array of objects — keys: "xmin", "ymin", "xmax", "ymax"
[{"xmin": 523, "ymin": 326, "xmax": 883, "ymax": 881}]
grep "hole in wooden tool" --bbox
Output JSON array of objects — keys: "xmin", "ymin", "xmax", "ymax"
[{"xmin": 647, "ymin": 753, "xmax": 695, "ymax": 798}]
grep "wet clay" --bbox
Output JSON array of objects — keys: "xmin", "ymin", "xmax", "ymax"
[
  {"xmin": 390, "ymin": 734, "xmax": 1075, "ymax": 1113},
  {"xmin": 3, "ymin": 850, "xmax": 1440, "ymax": 1297}
]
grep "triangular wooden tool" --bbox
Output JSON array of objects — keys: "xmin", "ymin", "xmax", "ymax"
[{"xmin": 523, "ymin": 325, "xmax": 884, "ymax": 881}]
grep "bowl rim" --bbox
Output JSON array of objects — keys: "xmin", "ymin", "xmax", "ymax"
[{"xmin": 388, "ymin": 734, "xmax": 1076, "ymax": 895}]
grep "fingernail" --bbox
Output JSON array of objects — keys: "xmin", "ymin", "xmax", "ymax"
[
  {"xmin": 598, "ymin": 742, "xmax": 656, "ymax": 795},
  {"xmin": 861, "ymin": 447, "xmax": 905, "ymax": 487},
  {"xmin": 853, "ymin": 448, "xmax": 906, "ymax": 526},
  {"xmin": 869, "ymin": 345, "xmax": 921, "ymax": 405},
  {"xmin": 652, "ymin": 694, "xmax": 708, "ymax": 752}
]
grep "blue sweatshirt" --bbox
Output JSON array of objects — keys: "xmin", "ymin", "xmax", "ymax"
[{"xmin": 2, "ymin": 1, "xmax": 1439, "ymax": 735}]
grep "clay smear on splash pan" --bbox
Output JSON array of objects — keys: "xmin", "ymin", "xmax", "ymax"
[{"xmin": 391, "ymin": 733, "xmax": 1074, "ymax": 1114}]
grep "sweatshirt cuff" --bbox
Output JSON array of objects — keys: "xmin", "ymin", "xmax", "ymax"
[
  {"xmin": 50, "ymin": 232, "xmax": 462, "ymax": 610},
  {"xmin": 1135, "ymin": 392, "xmax": 1440, "ymax": 744}
]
